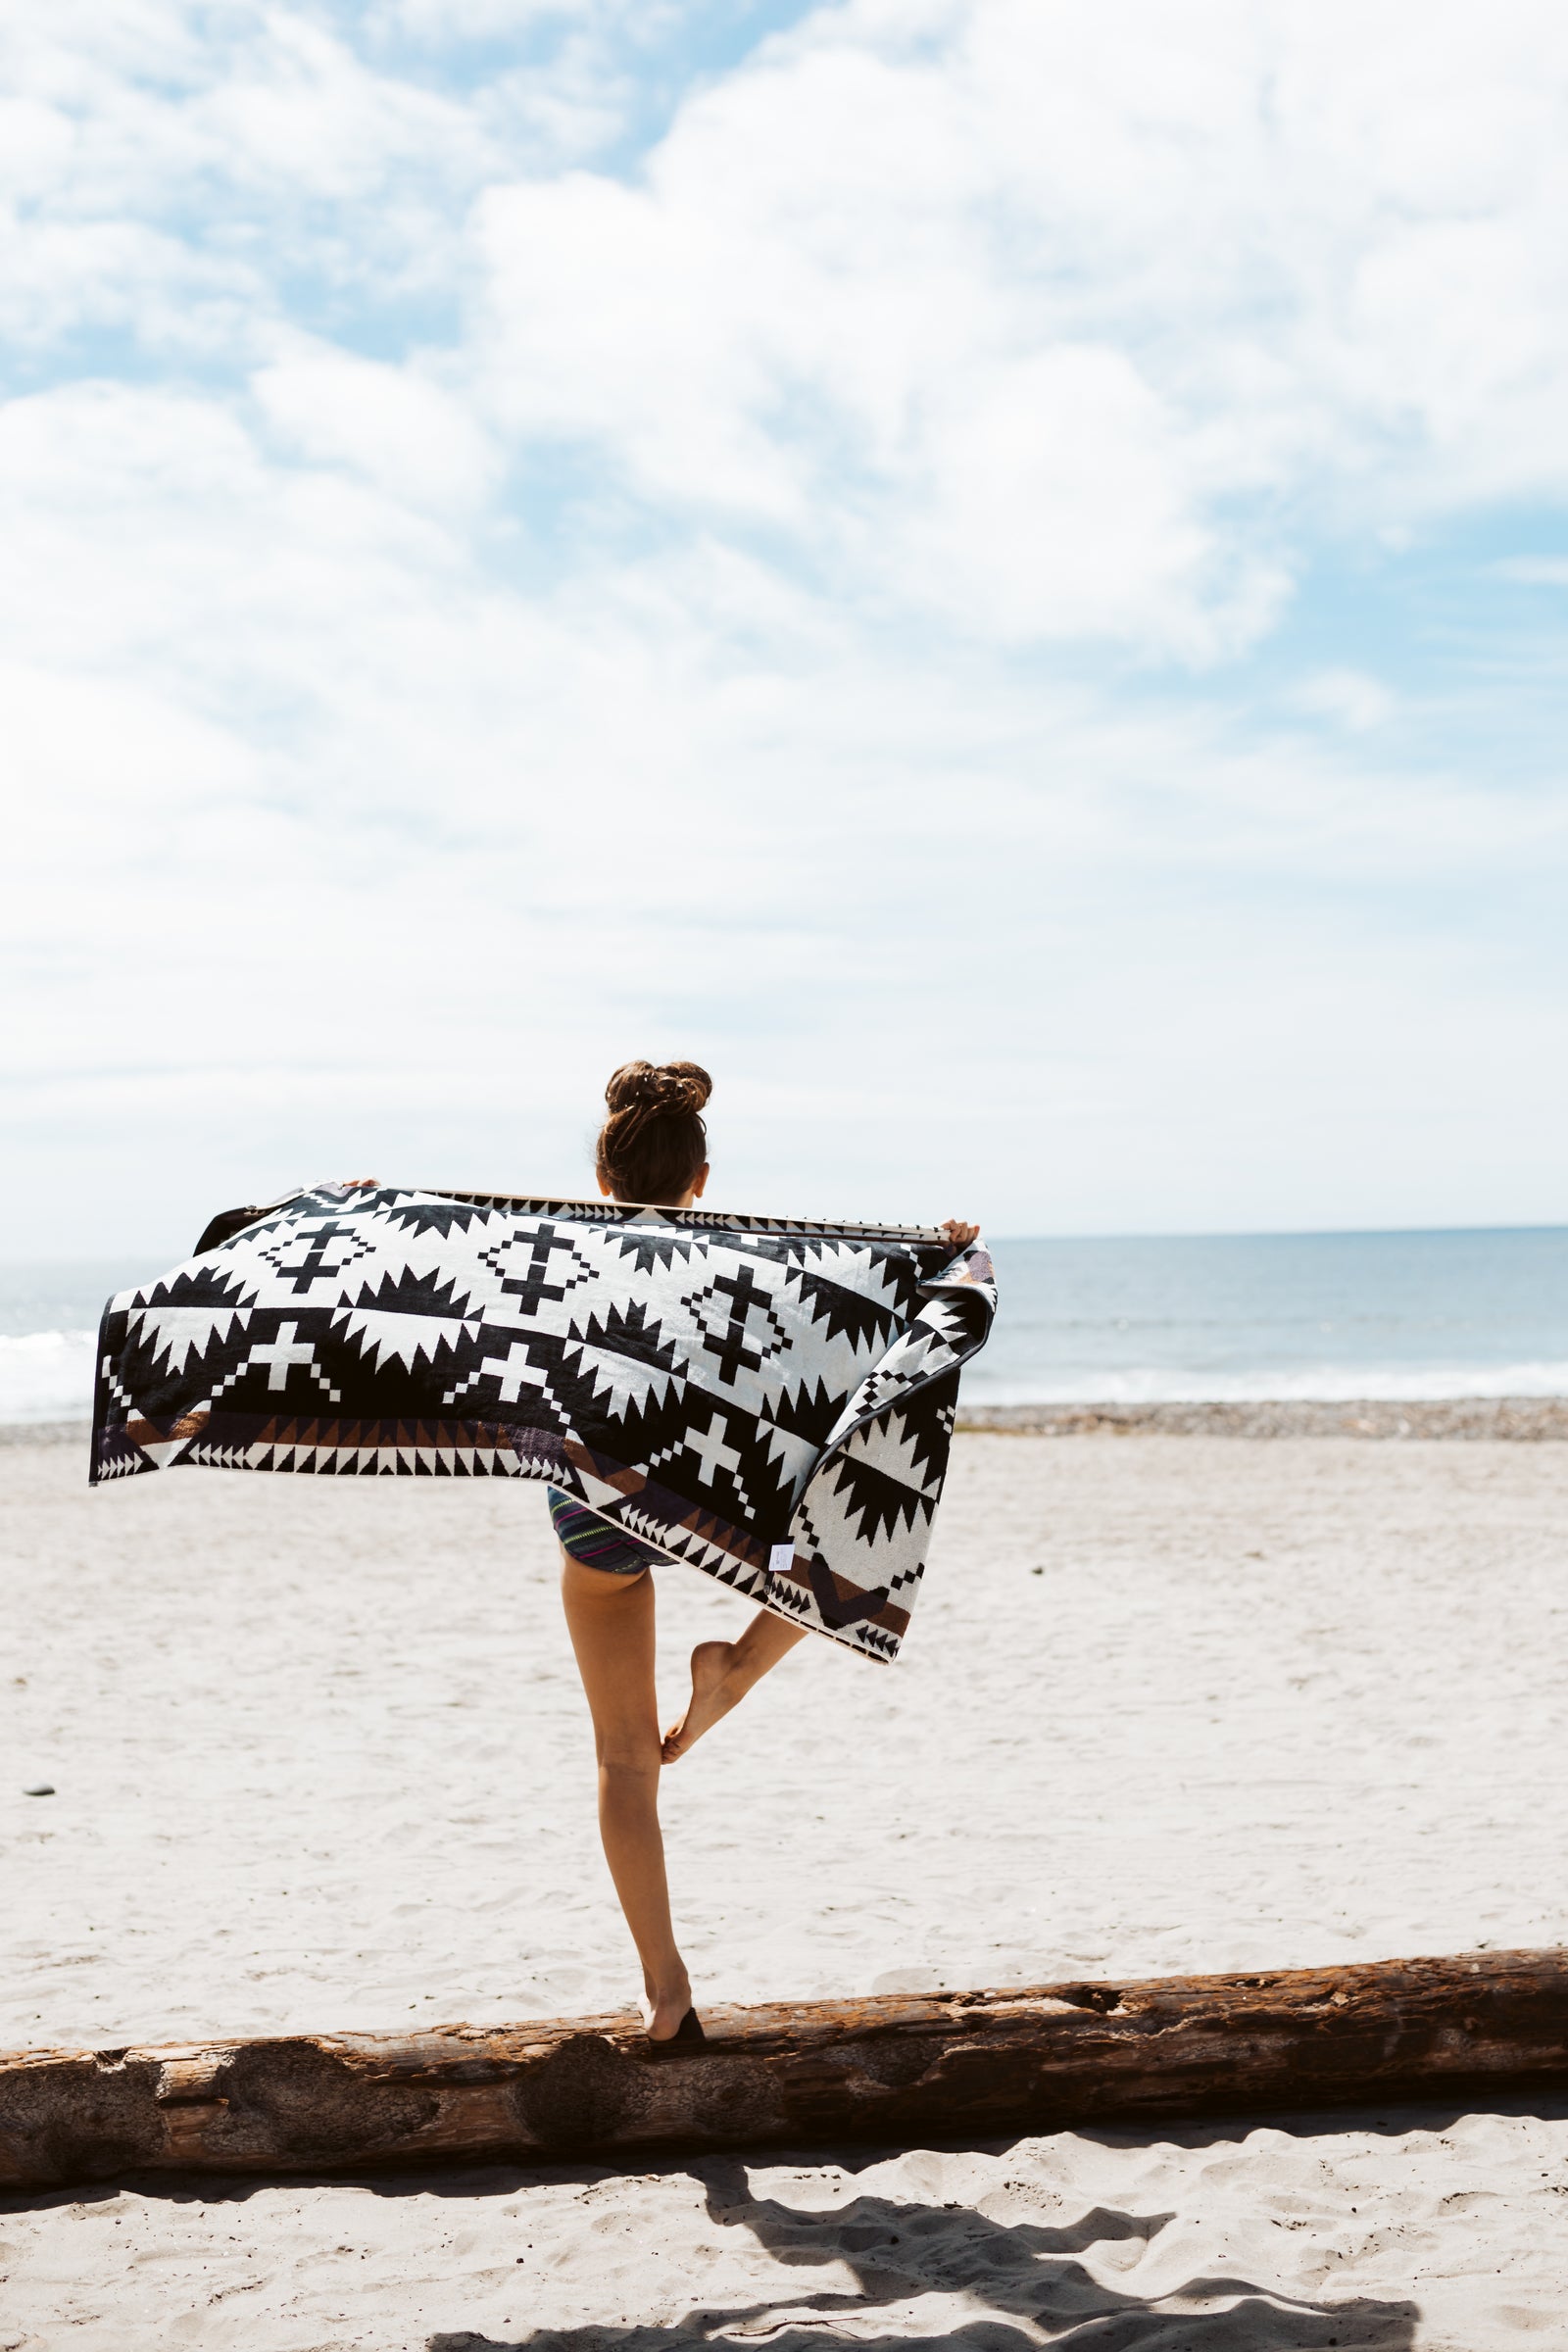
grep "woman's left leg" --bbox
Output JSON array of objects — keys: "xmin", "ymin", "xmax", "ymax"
[{"xmin": 559, "ymin": 1554, "xmax": 692, "ymax": 2037}]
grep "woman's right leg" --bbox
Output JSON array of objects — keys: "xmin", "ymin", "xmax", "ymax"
[
  {"xmin": 559, "ymin": 1552, "xmax": 692, "ymax": 2037},
  {"xmin": 662, "ymin": 1604, "xmax": 808, "ymax": 1763}
]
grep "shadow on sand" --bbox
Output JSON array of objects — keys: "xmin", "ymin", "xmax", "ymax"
[
  {"xmin": 424, "ymin": 2146, "xmax": 1420, "ymax": 2352},
  {"xmin": 6, "ymin": 2102, "xmax": 1492, "ymax": 2346}
]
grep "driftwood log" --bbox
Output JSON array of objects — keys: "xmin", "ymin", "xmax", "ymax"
[{"xmin": 3, "ymin": 1950, "xmax": 1566, "ymax": 2192}]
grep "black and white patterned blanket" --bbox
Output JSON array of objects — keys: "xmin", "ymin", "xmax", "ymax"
[{"xmin": 91, "ymin": 1186, "xmax": 996, "ymax": 1661}]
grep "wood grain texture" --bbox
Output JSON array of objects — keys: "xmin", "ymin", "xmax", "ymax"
[{"xmin": 4, "ymin": 1950, "xmax": 1566, "ymax": 2190}]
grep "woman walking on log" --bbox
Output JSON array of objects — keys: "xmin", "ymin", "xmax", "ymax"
[{"xmin": 556, "ymin": 1059, "xmax": 977, "ymax": 2044}]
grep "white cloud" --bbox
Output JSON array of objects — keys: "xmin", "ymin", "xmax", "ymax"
[
  {"xmin": 1291, "ymin": 670, "xmax": 1396, "ymax": 734},
  {"xmin": 1492, "ymin": 557, "xmax": 1568, "ymax": 586},
  {"xmin": 0, "ymin": 5, "xmax": 492, "ymax": 366},
  {"xmin": 905, "ymin": 347, "xmax": 1284, "ymax": 655},
  {"xmin": 463, "ymin": 0, "xmax": 1568, "ymax": 648},
  {"xmin": 379, "ymin": 0, "xmax": 604, "ymax": 33},
  {"xmin": 4, "ymin": 0, "xmax": 1568, "ymax": 1250},
  {"xmin": 252, "ymin": 337, "xmax": 500, "ymax": 509}
]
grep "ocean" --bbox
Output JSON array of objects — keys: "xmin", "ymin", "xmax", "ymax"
[
  {"xmin": 3, "ymin": 1226, "xmax": 1567, "ymax": 1424},
  {"xmin": 971, "ymin": 1227, "xmax": 1568, "ymax": 1404}
]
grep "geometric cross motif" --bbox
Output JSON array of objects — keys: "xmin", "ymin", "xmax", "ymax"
[
  {"xmin": 679, "ymin": 1261, "xmax": 790, "ymax": 1386},
  {"xmin": 683, "ymin": 1406, "xmax": 753, "ymax": 1516},
  {"xmin": 248, "ymin": 1322, "xmax": 318, "ymax": 1390}
]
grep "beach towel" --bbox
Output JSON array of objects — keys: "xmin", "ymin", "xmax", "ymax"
[{"xmin": 91, "ymin": 1185, "xmax": 996, "ymax": 1661}]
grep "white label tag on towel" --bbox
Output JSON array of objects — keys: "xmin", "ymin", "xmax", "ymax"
[{"xmin": 768, "ymin": 1543, "xmax": 797, "ymax": 1574}]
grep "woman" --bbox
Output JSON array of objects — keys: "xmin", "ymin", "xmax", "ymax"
[{"xmin": 552, "ymin": 1059, "xmax": 978, "ymax": 2042}]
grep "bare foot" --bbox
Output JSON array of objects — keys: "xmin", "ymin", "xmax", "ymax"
[
  {"xmin": 662, "ymin": 1640, "xmax": 741, "ymax": 1763},
  {"xmin": 646, "ymin": 1969, "xmax": 694, "ymax": 2040}
]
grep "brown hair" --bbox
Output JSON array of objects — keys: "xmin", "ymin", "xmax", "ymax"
[{"xmin": 595, "ymin": 1059, "xmax": 712, "ymax": 1204}]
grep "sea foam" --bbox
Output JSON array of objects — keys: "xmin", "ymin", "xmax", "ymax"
[{"xmin": 0, "ymin": 1332, "xmax": 99, "ymax": 1423}]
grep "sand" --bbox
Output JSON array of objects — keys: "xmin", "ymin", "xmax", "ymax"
[{"xmin": 4, "ymin": 1429, "xmax": 1568, "ymax": 2346}]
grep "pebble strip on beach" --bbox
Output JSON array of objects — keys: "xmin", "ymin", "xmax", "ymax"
[
  {"xmin": 14, "ymin": 1398, "xmax": 1568, "ymax": 1455},
  {"xmin": 957, "ymin": 1397, "xmax": 1568, "ymax": 1440}
]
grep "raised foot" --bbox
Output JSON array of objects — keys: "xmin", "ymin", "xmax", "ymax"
[{"xmin": 662, "ymin": 1640, "xmax": 738, "ymax": 1764}]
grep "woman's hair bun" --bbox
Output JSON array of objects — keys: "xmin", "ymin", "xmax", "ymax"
[
  {"xmin": 597, "ymin": 1060, "xmax": 711, "ymax": 1202},
  {"xmin": 604, "ymin": 1059, "xmax": 712, "ymax": 1117}
]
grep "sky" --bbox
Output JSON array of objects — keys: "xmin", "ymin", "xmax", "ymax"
[{"xmin": 4, "ymin": 0, "xmax": 1568, "ymax": 1255}]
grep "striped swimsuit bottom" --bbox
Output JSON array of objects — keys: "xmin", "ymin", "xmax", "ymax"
[{"xmin": 547, "ymin": 1487, "xmax": 666, "ymax": 1576}]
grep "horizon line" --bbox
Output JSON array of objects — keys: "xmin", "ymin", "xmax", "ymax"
[
  {"xmin": 983, "ymin": 1220, "xmax": 1568, "ymax": 1245},
  {"xmin": 4, "ymin": 1215, "xmax": 1568, "ymax": 1275}
]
